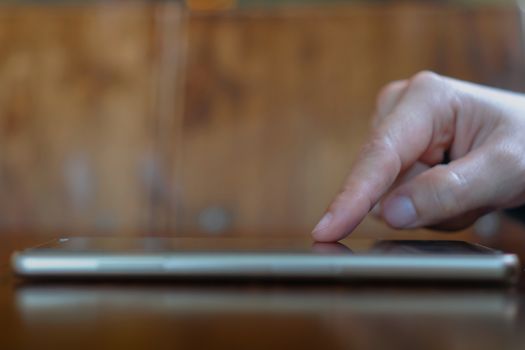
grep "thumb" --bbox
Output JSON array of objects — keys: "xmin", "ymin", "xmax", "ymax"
[{"xmin": 380, "ymin": 147, "xmax": 500, "ymax": 229}]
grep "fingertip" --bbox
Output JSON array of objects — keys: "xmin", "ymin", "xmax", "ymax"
[
  {"xmin": 312, "ymin": 212, "xmax": 332, "ymax": 232},
  {"xmin": 311, "ymin": 212, "xmax": 338, "ymax": 242},
  {"xmin": 311, "ymin": 210, "xmax": 361, "ymax": 242},
  {"xmin": 311, "ymin": 212, "xmax": 345, "ymax": 242},
  {"xmin": 311, "ymin": 230, "xmax": 338, "ymax": 243},
  {"xmin": 312, "ymin": 232, "xmax": 343, "ymax": 243}
]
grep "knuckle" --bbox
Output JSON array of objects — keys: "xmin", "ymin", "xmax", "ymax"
[{"xmin": 409, "ymin": 70, "xmax": 442, "ymax": 89}]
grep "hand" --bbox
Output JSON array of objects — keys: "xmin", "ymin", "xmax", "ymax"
[{"xmin": 312, "ymin": 71, "xmax": 525, "ymax": 242}]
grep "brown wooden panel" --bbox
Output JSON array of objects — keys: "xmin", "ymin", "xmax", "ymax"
[
  {"xmin": 0, "ymin": 3, "xmax": 185, "ymax": 233},
  {"xmin": 178, "ymin": 3, "xmax": 525, "ymax": 236},
  {"xmin": 0, "ymin": 2, "xmax": 522, "ymax": 238}
]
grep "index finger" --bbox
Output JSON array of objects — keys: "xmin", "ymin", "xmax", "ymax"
[{"xmin": 311, "ymin": 72, "xmax": 455, "ymax": 242}]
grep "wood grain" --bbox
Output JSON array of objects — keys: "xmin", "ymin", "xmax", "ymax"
[
  {"xmin": 0, "ymin": 3, "xmax": 185, "ymax": 233},
  {"xmin": 177, "ymin": 3, "xmax": 525, "ymax": 236},
  {"xmin": 0, "ymin": 2, "xmax": 523, "ymax": 238}
]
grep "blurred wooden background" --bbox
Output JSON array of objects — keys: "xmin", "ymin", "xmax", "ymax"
[{"xmin": 0, "ymin": 1, "xmax": 523, "ymax": 236}]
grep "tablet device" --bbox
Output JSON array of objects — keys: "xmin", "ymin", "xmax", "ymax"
[{"xmin": 11, "ymin": 237, "xmax": 520, "ymax": 283}]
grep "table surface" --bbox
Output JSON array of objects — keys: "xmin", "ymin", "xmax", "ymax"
[{"xmin": 2, "ymin": 220, "xmax": 525, "ymax": 350}]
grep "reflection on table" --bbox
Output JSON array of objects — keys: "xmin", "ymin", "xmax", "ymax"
[{"xmin": 12, "ymin": 284, "xmax": 524, "ymax": 350}]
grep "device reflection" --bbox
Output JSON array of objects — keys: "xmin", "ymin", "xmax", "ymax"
[
  {"xmin": 14, "ymin": 280, "xmax": 523, "ymax": 349},
  {"xmin": 16, "ymin": 284, "xmax": 518, "ymax": 320}
]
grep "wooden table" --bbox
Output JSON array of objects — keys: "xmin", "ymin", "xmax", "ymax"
[{"xmin": 1, "ymin": 221, "xmax": 525, "ymax": 350}]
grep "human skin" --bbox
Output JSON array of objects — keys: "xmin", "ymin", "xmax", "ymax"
[{"xmin": 312, "ymin": 71, "xmax": 525, "ymax": 242}]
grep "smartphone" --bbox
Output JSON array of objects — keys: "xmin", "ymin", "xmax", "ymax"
[{"xmin": 11, "ymin": 237, "xmax": 520, "ymax": 284}]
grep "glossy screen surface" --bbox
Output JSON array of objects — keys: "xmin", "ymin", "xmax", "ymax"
[{"xmin": 26, "ymin": 238, "xmax": 498, "ymax": 256}]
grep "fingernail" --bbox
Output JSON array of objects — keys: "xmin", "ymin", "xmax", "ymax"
[
  {"xmin": 383, "ymin": 196, "xmax": 417, "ymax": 228},
  {"xmin": 313, "ymin": 212, "xmax": 333, "ymax": 233}
]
